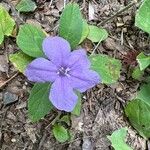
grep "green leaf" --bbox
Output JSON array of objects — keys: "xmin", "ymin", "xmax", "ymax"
[
  {"xmin": 79, "ymin": 20, "xmax": 89, "ymax": 44},
  {"xmin": 87, "ymin": 25, "xmax": 108, "ymax": 43},
  {"xmin": 107, "ymin": 128, "xmax": 133, "ymax": 150},
  {"xmin": 28, "ymin": 83, "xmax": 53, "ymax": 122},
  {"xmin": 125, "ymin": 99, "xmax": 150, "ymax": 139},
  {"xmin": 125, "ymin": 84, "xmax": 150, "ymax": 139},
  {"xmin": 131, "ymin": 66, "xmax": 144, "ymax": 80},
  {"xmin": 9, "ymin": 51, "xmax": 33, "ymax": 73},
  {"xmin": 17, "ymin": 24, "xmax": 46, "ymax": 58},
  {"xmin": 0, "ymin": 5, "xmax": 15, "ymax": 44},
  {"xmin": 137, "ymin": 52, "xmax": 150, "ymax": 70},
  {"xmin": 53, "ymin": 124, "xmax": 70, "ymax": 143},
  {"xmin": 59, "ymin": 3, "xmax": 83, "ymax": 49},
  {"xmin": 90, "ymin": 54, "xmax": 121, "ymax": 84},
  {"xmin": 135, "ymin": 0, "xmax": 150, "ymax": 34},
  {"xmin": 137, "ymin": 84, "xmax": 150, "ymax": 106},
  {"xmin": 16, "ymin": 0, "xmax": 37, "ymax": 12},
  {"xmin": 72, "ymin": 92, "xmax": 81, "ymax": 116}
]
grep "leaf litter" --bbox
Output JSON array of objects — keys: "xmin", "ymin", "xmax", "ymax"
[{"xmin": 0, "ymin": 0, "xmax": 149, "ymax": 149}]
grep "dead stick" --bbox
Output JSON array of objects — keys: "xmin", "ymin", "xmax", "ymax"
[{"xmin": 0, "ymin": 72, "xmax": 19, "ymax": 89}]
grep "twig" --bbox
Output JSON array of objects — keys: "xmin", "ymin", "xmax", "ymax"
[
  {"xmin": 45, "ymin": 111, "xmax": 61, "ymax": 130},
  {"xmin": 49, "ymin": 0, "xmax": 53, "ymax": 8},
  {"xmin": 50, "ymin": 111, "xmax": 61, "ymax": 125},
  {"xmin": 89, "ymin": 97, "xmax": 92, "ymax": 111},
  {"xmin": 0, "ymin": 72, "xmax": 19, "ymax": 89},
  {"xmin": 4, "ymin": 0, "xmax": 25, "ymax": 24},
  {"xmin": 90, "ymin": 34, "xmax": 106, "ymax": 55},
  {"xmin": 37, "ymin": 131, "xmax": 47, "ymax": 150},
  {"xmin": 98, "ymin": 1, "xmax": 141, "ymax": 26},
  {"xmin": 0, "ymin": 107, "xmax": 10, "ymax": 129},
  {"xmin": 64, "ymin": 0, "xmax": 67, "ymax": 8},
  {"xmin": 90, "ymin": 40, "xmax": 102, "ymax": 55}
]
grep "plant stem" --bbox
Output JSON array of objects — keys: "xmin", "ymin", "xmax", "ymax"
[{"xmin": 51, "ymin": 111, "xmax": 61, "ymax": 125}]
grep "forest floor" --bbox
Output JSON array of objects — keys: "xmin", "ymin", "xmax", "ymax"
[{"xmin": 0, "ymin": 0, "xmax": 150, "ymax": 150}]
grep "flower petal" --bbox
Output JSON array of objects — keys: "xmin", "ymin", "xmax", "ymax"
[
  {"xmin": 50, "ymin": 77, "xmax": 78, "ymax": 112},
  {"xmin": 42, "ymin": 36, "xmax": 71, "ymax": 66},
  {"xmin": 69, "ymin": 69, "xmax": 100, "ymax": 92},
  {"xmin": 65, "ymin": 49, "xmax": 90, "ymax": 70},
  {"xmin": 25, "ymin": 58, "xmax": 58, "ymax": 82}
]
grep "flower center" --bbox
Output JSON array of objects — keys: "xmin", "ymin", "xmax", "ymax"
[{"xmin": 57, "ymin": 67, "xmax": 70, "ymax": 77}]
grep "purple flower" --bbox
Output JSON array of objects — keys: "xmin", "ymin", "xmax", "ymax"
[{"xmin": 25, "ymin": 36, "xmax": 100, "ymax": 112}]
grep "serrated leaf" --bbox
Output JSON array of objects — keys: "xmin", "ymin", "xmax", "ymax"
[
  {"xmin": 79, "ymin": 20, "xmax": 89, "ymax": 44},
  {"xmin": 53, "ymin": 124, "xmax": 70, "ymax": 143},
  {"xmin": 59, "ymin": 3, "xmax": 83, "ymax": 49},
  {"xmin": 28, "ymin": 83, "xmax": 53, "ymax": 122},
  {"xmin": 0, "ymin": 5, "xmax": 15, "ymax": 44},
  {"xmin": 107, "ymin": 128, "xmax": 133, "ymax": 150},
  {"xmin": 16, "ymin": 0, "xmax": 37, "ymax": 12},
  {"xmin": 90, "ymin": 54, "xmax": 121, "ymax": 84},
  {"xmin": 9, "ymin": 51, "xmax": 33, "ymax": 73},
  {"xmin": 87, "ymin": 25, "xmax": 108, "ymax": 43},
  {"xmin": 131, "ymin": 66, "xmax": 144, "ymax": 80},
  {"xmin": 125, "ymin": 99, "xmax": 150, "ymax": 139},
  {"xmin": 72, "ymin": 92, "xmax": 81, "ymax": 116},
  {"xmin": 137, "ymin": 84, "xmax": 150, "ymax": 106},
  {"xmin": 135, "ymin": 0, "xmax": 150, "ymax": 34},
  {"xmin": 17, "ymin": 24, "xmax": 46, "ymax": 58},
  {"xmin": 137, "ymin": 52, "xmax": 150, "ymax": 70}
]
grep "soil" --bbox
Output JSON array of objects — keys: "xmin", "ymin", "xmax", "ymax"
[{"xmin": 0, "ymin": 0, "xmax": 150, "ymax": 150}]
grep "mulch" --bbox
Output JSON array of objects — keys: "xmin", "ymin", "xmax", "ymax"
[{"xmin": 0, "ymin": 0, "xmax": 149, "ymax": 149}]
